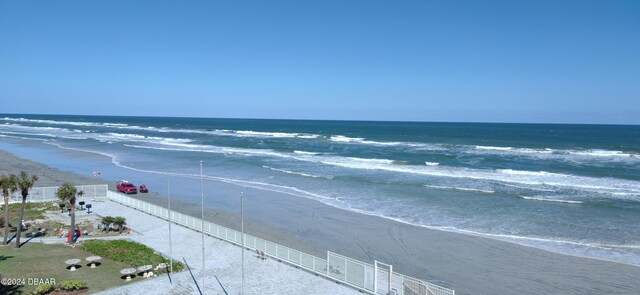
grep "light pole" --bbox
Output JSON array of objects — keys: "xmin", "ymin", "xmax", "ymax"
[
  {"xmin": 200, "ymin": 160, "xmax": 205, "ymax": 294},
  {"xmin": 168, "ymin": 181, "xmax": 173, "ymax": 274},
  {"xmin": 241, "ymin": 191, "xmax": 245, "ymax": 295}
]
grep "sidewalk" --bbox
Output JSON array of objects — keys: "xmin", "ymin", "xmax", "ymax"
[{"xmin": 67, "ymin": 200, "xmax": 361, "ymax": 295}]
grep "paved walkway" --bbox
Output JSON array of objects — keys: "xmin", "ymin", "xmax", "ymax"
[{"xmin": 58, "ymin": 200, "xmax": 361, "ymax": 295}]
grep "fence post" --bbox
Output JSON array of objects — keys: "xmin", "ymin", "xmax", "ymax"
[
  {"xmin": 374, "ymin": 260, "xmax": 378, "ymax": 293},
  {"xmin": 345, "ymin": 256, "xmax": 348, "ymax": 282},
  {"xmin": 327, "ymin": 251, "xmax": 330, "ymax": 276},
  {"xmin": 389, "ymin": 264, "xmax": 393, "ymax": 295}
]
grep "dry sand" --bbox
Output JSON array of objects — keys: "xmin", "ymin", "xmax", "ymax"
[{"xmin": 2, "ymin": 149, "xmax": 639, "ymax": 294}]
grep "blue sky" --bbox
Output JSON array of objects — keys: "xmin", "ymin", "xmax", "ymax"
[{"xmin": 1, "ymin": 1, "xmax": 638, "ymax": 124}]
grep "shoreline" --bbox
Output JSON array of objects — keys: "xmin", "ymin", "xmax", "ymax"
[{"xmin": 2, "ymin": 148, "xmax": 640, "ymax": 294}]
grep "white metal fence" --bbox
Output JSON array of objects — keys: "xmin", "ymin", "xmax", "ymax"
[
  {"xmin": 107, "ymin": 190, "xmax": 455, "ymax": 295},
  {"xmin": 5, "ymin": 184, "xmax": 108, "ymax": 203}
]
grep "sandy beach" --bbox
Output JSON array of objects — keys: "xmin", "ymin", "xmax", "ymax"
[{"xmin": 2, "ymin": 149, "xmax": 639, "ymax": 294}]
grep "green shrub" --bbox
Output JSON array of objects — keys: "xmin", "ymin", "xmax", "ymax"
[
  {"xmin": 80, "ymin": 240, "xmax": 184, "ymax": 272},
  {"xmin": 101, "ymin": 216, "xmax": 115, "ymax": 231},
  {"xmin": 58, "ymin": 280, "xmax": 87, "ymax": 291},
  {"xmin": 32, "ymin": 283, "xmax": 55, "ymax": 295},
  {"xmin": 113, "ymin": 216, "xmax": 126, "ymax": 232}
]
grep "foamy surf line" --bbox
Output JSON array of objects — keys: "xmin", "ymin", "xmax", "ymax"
[
  {"xmin": 120, "ymin": 141, "xmax": 640, "ymax": 199},
  {"xmin": 4, "ymin": 119, "xmax": 639, "ymax": 162},
  {"xmin": 1, "ymin": 124, "xmax": 195, "ymax": 145},
  {"xmin": 472, "ymin": 145, "xmax": 638, "ymax": 159},
  {"xmin": 423, "ymin": 184, "xmax": 495, "ymax": 194},
  {"xmin": 262, "ymin": 165, "xmax": 332, "ymax": 179},
  {"xmin": 1, "ymin": 117, "xmax": 129, "ymax": 128},
  {"xmin": 521, "ymin": 196, "xmax": 583, "ymax": 204}
]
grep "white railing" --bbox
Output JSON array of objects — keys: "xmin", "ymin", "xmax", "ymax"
[
  {"xmin": 6, "ymin": 184, "xmax": 108, "ymax": 204},
  {"xmin": 107, "ymin": 190, "xmax": 455, "ymax": 295}
]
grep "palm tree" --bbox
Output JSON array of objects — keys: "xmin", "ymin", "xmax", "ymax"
[
  {"xmin": 14, "ymin": 171, "xmax": 38, "ymax": 248},
  {"xmin": 56, "ymin": 183, "xmax": 83, "ymax": 244},
  {"xmin": 113, "ymin": 216, "xmax": 127, "ymax": 233},
  {"xmin": 1, "ymin": 174, "xmax": 18, "ymax": 245},
  {"xmin": 101, "ymin": 216, "xmax": 116, "ymax": 232}
]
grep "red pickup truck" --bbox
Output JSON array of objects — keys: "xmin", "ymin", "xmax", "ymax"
[{"xmin": 116, "ymin": 180, "xmax": 138, "ymax": 194}]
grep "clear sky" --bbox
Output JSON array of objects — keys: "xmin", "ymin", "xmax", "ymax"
[{"xmin": 1, "ymin": 1, "xmax": 638, "ymax": 124}]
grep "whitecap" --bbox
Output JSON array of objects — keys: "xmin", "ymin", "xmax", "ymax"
[
  {"xmin": 521, "ymin": 196, "xmax": 583, "ymax": 204},
  {"xmin": 423, "ymin": 184, "xmax": 495, "ymax": 194}
]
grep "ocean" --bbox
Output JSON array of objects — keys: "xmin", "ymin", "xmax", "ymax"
[{"xmin": 1, "ymin": 114, "xmax": 639, "ymax": 266}]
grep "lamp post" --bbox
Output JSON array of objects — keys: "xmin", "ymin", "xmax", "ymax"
[
  {"xmin": 241, "ymin": 191, "xmax": 245, "ymax": 295},
  {"xmin": 168, "ymin": 181, "xmax": 173, "ymax": 274},
  {"xmin": 200, "ymin": 160, "xmax": 205, "ymax": 294}
]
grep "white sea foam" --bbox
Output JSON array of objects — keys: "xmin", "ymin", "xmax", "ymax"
[
  {"xmin": 1, "ymin": 117, "xmax": 129, "ymax": 128},
  {"xmin": 293, "ymin": 150, "xmax": 320, "ymax": 155},
  {"xmin": 311, "ymin": 156, "xmax": 640, "ymax": 199},
  {"xmin": 129, "ymin": 139, "xmax": 640, "ymax": 199},
  {"xmin": 329, "ymin": 135, "xmax": 365, "ymax": 142},
  {"xmin": 328, "ymin": 134, "xmax": 439, "ymax": 149},
  {"xmin": 469, "ymin": 144, "xmax": 637, "ymax": 160},
  {"xmin": 233, "ymin": 130, "xmax": 306, "ymax": 138},
  {"xmin": 298, "ymin": 135, "xmax": 320, "ymax": 139},
  {"xmin": 521, "ymin": 196, "xmax": 583, "ymax": 204},
  {"xmin": 262, "ymin": 165, "xmax": 332, "ymax": 179},
  {"xmin": 214, "ymin": 129, "xmax": 320, "ymax": 139},
  {"xmin": 124, "ymin": 143, "xmax": 296, "ymax": 160},
  {"xmin": 475, "ymin": 145, "xmax": 513, "ymax": 151},
  {"xmin": 0, "ymin": 123, "xmax": 195, "ymax": 146},
  {"xmin": 497, "ymin": 169, "xmax": 556, "ymax": 176},
  {"xmin": 1, "ymin": 123, "xmax": 71, "ymax": 132},
  {"xmin": 568, "ymin": 149, "xmax": 634, "ymax": 157},
  {"xmin": 423, "ymin": 184, "xmax": 495, "ymax": 194},
  {"xmin": 103, "ymin": 133, "xmax": 192, "ymax": 144},
  {"xmin": 3, "ymin": 118, "xmax": 638, "ymax": 162}
]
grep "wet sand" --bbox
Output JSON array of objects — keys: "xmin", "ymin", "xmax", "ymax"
[{"xmin": 2, "ymin": 149, "xmax": 639, "ymax": 294}]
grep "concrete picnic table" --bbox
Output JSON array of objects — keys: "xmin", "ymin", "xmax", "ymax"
[
  {"xmin": 137, "ymin": 265, "xmax": 153, "ymax": 278},
  {"xmin": 86, "ymin": 256, "xmax": 102, "ymax": 268},
  {"xmin": 120, "ymin": 268, "xmax": 137, "ymax": 281},
  {"xmin": 65, "ymin": 259, "xmax": 81, "ymax": 271}
]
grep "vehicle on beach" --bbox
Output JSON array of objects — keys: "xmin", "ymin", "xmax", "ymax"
[
  {"xmin": 116, "ymin": 180, "xmax": 138, "ymax": 194},
  {"xmin": 139, "ymin": 184, "xmax": 148, "ymax": 193}
]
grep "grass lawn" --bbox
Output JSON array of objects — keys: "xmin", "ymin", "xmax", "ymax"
[{"xmin": 0, "ymin": 242, "xmax": 144, "ymax": 294}]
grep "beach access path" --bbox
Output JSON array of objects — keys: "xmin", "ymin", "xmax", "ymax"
[{"xmin": 49, "ymin": 199, "xmax": 360, "ymax": 295}]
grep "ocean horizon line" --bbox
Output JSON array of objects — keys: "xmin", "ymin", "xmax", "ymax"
[{"xmin": 2, "ymin": 112, "xmax": 639, "ymax": 127}]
